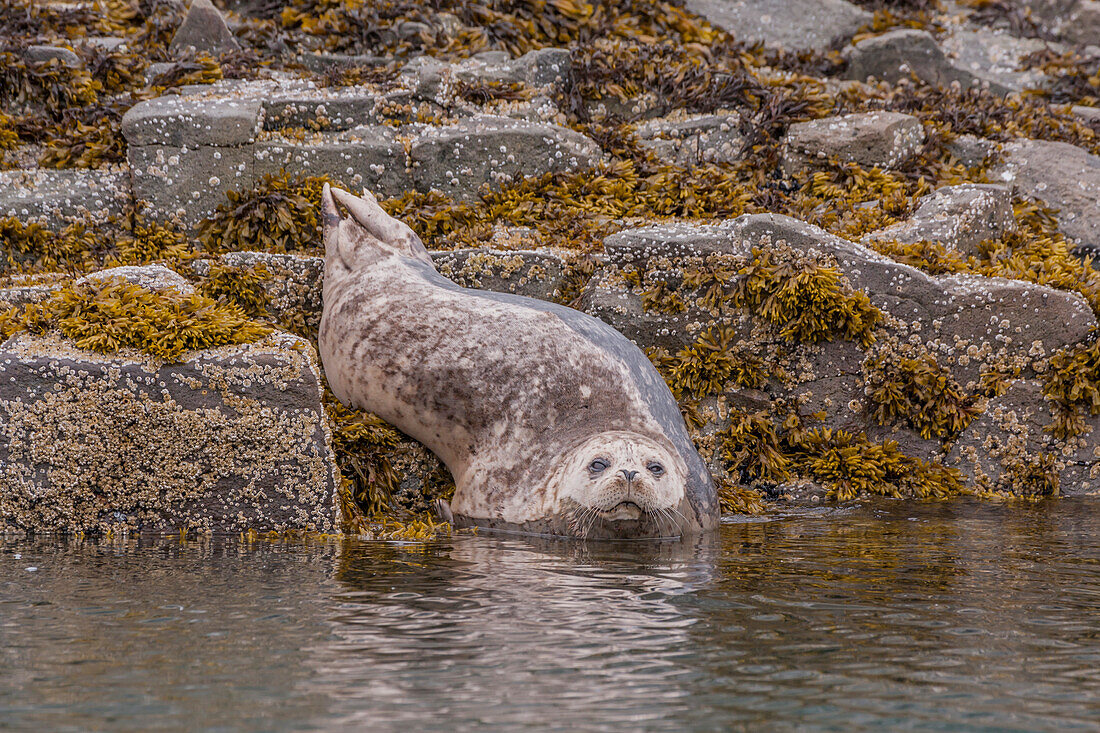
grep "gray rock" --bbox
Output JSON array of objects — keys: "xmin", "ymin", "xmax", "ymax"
[
  {"xmin": 1059, "ymin": 0, "xmax": 1100, "ymax": 45},
  {"xmin": 0, "ymin": 169, "xmax": 131, "ymax": 228},
  {"xmin": 842, "ymin": 29, "xmax": 973, "ymax": 88},
  {"xmin": 604, "ymin": 223, "xmax": 745, "ymax": 268},
  {"xmin": 431, "ymin": 248, "xmax": 567, "ymax": 301},
  {"xmin": 263, "ymin": 87, "xmax": 387, "ymax": 131},
  {"xmin": 1072, "ymin": 105, "xmax": 1100, "ymax": 128},
  {"xmin": 947, "ymin": 134, "xmax": 997, "ymax": 167},
  {"xmin": 121, "ymin": 96, "xmax": 262, "ymax": 147},
  {"xmin": 254, "ymin": 126, "xmax": 409, "ymax": 197},
  {"xmin": 950, "ymin": 379, "xmax": 1094, "ymax": 495},
  {"xmin": 79, "ymin": 36, "xmax": 129, "ymax": 52},
  {"xmin": 686, "ymin": 0, "xmax": 871, "ymax": 52},
  {"xmin": 518, "ymin": 48, "xmax": 572, "ymax": 88},
  {"xmin": 635, "ymin": 113, "xmax": 745, "ymax": 166},
  {"xmin": 863, "ymin": 184, "xmax": 1016, "ymax": 255},
  {"xmin": 299, "ymin": 52, "xmax": 390, "ymax": 73},
  {"xmin": 580, "ymin": 273, "xmax": 702, "ymax": 352},
  {"xmin": 0, "ymin": 284, "xmax": 59, "ymax": 308},
  {"xmin": 77, "ymin": 265, "xmax": 196, "ymax": 294},
  {"xmin": 783, "ymin": 111, "xmax": 925, "ymax": 170},
  {"xmin": 0, "ymin": 331, "xmax": 338, "ymax": 534},
  {"xmin": 989, "ymin": 138, "xmax": 1100, "ymax": 248},
  {"xmin": 128, "ymin": 143, "xmax": 253, "ymax": 227},
  {"xmin": 23, "ymin": 45, "xmax": 82, "ymax": 68},
  {"xmin": 410, "ymin": 116, "xmax": 600, "ymax": 198},
  {"xmin": 218, "ymin": 252, "xmax": 325, "ymax": 335},
  {"xmin": 940, "ymin": 29, "xmax": 1053, "ymax": 95},
  {"xmin": 169, "ymin": 0, "xmax": 242, "ymax": 56}
]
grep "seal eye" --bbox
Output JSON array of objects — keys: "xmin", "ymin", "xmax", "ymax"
[
  {"xmin": 647, "ymin": 462, "xmax": 665, "ymax": 476},
  {"xmin": 588, "ymin": 459, "xmax": 609, "ymax": 473}
]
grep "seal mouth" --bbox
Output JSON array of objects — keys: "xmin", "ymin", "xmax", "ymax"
[{"xmin": 598, "ymin": 501, "xmax": 644, "ymax": 521}]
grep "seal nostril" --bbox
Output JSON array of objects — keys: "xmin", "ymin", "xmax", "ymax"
[{"xmin": 621, "ymin": 469, "xmax": 638, "ymax": 481}]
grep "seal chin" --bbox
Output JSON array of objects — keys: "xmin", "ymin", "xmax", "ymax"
[{"xmin": 597, "ymin": 501, "xmax": 644, "ymax": 521}]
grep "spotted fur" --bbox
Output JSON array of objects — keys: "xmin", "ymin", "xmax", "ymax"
[{"xmin": 319, "ymin": 184, "xmax": 718, "ymax": 538}]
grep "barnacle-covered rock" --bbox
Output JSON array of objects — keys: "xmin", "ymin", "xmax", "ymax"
[
  {"xmin": 783, "ymin": 112, "xmax": 926, "ymax": 171},
  {"xmin": 0, "ymin": 330, "xmax": 338, "ymax": 534},
  {"xmin": 634, "ymin": 113, "xmax": 745, "ymax": 166},
  {"xmin": 431, "ymin": 248, "xmax": 567, "ymax": 301},
  {"xmin": 842, "ymin": 29, "xmax": 972, "ymax": 88},
  {"xmin": 990, "ymin": 138, "xmax": 1100, "ymax": 250},
  {"xmin": 686, "ymin": 0, "xmax": 870, "ymax": 52},
  {"xmin": 940, "ymin": 28, "xmax": 1055, "ymax": 96},
  {"xmin": 863, "ymin": 184, "xmax": 1017, "ymax": 256},
  {"xmin": 0, "ymin": 168, "xmax": 131, "ymax": 229},
  {"xmin": 410, "ymin": 115, "xmax": 601, "ymax": 198},
  {"xmin": 254, "ymin": 126, "xmax": 409, "ymax": 197},
  {"xmin": 121, "ymin": 95, "xmax": 262, "ymax": 147}
]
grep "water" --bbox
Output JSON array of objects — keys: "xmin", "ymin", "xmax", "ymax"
[{"xmin": 3, "ymin": 499, "xmax": 1100, "ymax": 732}]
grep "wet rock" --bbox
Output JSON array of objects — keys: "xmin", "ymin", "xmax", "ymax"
[
  {"xmin": 940, "ymin": 29, "xmax": 1053, "ymax": 95},
  {"xmin": 254, "ymin": 126, "xmax": 409, "ymax": 197},
  {"xmin": 78, "ymin": 265, "xmax": 196, "ymax": 294},
  {"xmin": 121, "ymin": 96, "xmax": 262, "ymax": 147},
  {"xmin": 604, "ymin": 223, "xmax": 744, "ymax": 268},
  {"xmin": 842, "ymin": 29, "xmax": 971, "ymax": 87},
  {"xmin": 580, "ymin": 271, "xmax": 701, "ymax": 352},
  {"xmin": 782, "ymin": 112, "xmax": 925, "ymax": 170},
  {"xmin": 169, "ymin": 0, "xmax": 241, "ymax": 56},
  {"xmin": 519, "ymin": 48, "xmax": 572, "ymax": 88},
  {"xmin": 634, "ymin": 113, "xmax": 745, "ymax": 166},
  {"xmin": 263, "ymin": 87, "xmax": 389, "ymax": 131},
  {"xmin": 218, "ymin": 252, "xmax": 325, "ymax": 336},
  {"xmin": 949, "ymin": 379, "xmax": 1096, "ymax": 495},
  {"xmin": 947, "ymin": 134, "xmax": 997, "ymax": 167},
  {"xmin": 0, "ymin": 169, "xmax": 131, "ymax": 228},
  {"xmin": 129, "ymin": 144, "xmax": 253, "ymax": 227},
  {"xmin": 686, "ymin": 0, "xmax": 871, "ymax": 52},
  {"xmin": 989, "ymin": 138, "xmax": 1100, "ymax": 249},
  {"xmin": 23, "ymin": 45, "xmax": 82, "ymax": 68},
  {"xmin": 431, "ymin": 248, "xmax": 567, "ymax": 301},
  {"xmin": 0, "ymin": 331, "xmax": 338, "ymax": 534},
  {"xmin": 863, "ymin": 184, "xmax": 1016, "ymax": 256},
  {"xmin": 410, "ymin": 115, "xmax": 600, "ymax": 198}
]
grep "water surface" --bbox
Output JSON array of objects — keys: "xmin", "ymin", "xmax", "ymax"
[{"xmin": 3, "ymin": 499, "xmax": 1100, "ymax": 731}]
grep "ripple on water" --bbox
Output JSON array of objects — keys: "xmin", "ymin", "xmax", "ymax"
[{"xmin": 2, "ymin": 498, "xmax": 1100, "ymax": 731}]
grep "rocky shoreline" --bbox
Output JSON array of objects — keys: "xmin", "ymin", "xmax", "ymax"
[{"xmin": 1, "ymin": 0, "xmax": 1099, "ymax": 535}]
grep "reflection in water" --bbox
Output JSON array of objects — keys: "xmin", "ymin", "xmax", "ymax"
[{"xmin": 3, "ymin": 499, "xmax": 1100, "ymax": 731}]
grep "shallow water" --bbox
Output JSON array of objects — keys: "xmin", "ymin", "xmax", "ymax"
[{"xmin": 3, "ymin": 499, "xmax": 1100, "ymax": 732}]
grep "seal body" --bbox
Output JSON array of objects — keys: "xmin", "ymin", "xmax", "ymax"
[{"xmin": 318, "ymin": 185, "xmax": 718, "ymax": 538}]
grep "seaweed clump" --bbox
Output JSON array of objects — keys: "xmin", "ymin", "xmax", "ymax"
[
  {"xmin": 1042, "ymin": 333, "xmax": 1100, "ymax": 440},
  {"xmin": 198, "ymin": 173, "xmax": 332, "ymax": 254},
  {"xmin": 733, "ymin": 245, "xmax": 882, "ymax": 347},
  {"xmin": 864, "ymin": 345, "xmax": 982, "ymax": 441},
  {"xmin": 0, "ymin": 277, "xmax": 272, "ymax": 360}
]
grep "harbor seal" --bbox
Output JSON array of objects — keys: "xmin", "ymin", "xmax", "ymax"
[{"xmin": 318, "ymin": 184, "xmax": 719, "ymax": 539}]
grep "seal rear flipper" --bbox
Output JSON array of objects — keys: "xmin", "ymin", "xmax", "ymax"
[{"xmin": 328, "ymin": 185, "xmax": 435, "ymax": 268}]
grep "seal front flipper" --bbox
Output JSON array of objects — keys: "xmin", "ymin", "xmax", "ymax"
[{"xmin": 325, "ymin": 184, "xmax": 434, "ymax": 268}]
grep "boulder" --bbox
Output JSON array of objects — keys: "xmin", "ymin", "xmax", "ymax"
[
  {"xmin": 843, "ymin": 30, "xmax": 972, "ymax": 87},
  {"xmin": 0, "ymin": 169, "xmax": 131, "ymax": 228},
  {"xmin": 121, "ymin": 96, "xmax": 262, "ymax": 147},
  {"xmin": 253, "ymin": 126, "xmax": 410, "ymax": 197},
  {"xmin": 169, "ymin": 0, "xmax": 241, "ymax": 56},
  {"xmin": 23, "ymin": 45, "xmax": 82, "ymax": 68},
  {"xmin": 939, "ymin": 28, "xmax": 1053, "ymax": 95},
  {"xmin": 128, "ymin": 143, "xmax": 253, "ymax": 227},
  {"xmin": 431, "ymin": 248, "xmax": 567, "ymax": 301},
  {"xmin": 634, "ymin": 113, "xmax": 745, "ymax": 166},
  {"xmin": 989, "ymin": 138, "xmax": 1100, "ymax": 249},
  {"xmin": 783, "ymin": 112, "xmax": 926, "ymax": 170},
  {"xmin": 0, "ymin": 331, "xmax": 338, "ymax": 534},
  {"xmin": 863, "ymin": 183, "xmax": 1016, "ymax": 255},
  {"xmin": 685, "ymin": 0, "xmax": 871, "ymax": 52},
  {"xmin": 410, "ymin": 116, "xmax": 601, "ymax": 198},
  {"xmin": 77, "ymin": 264, "xmax": 195, "ymax": 294}
]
